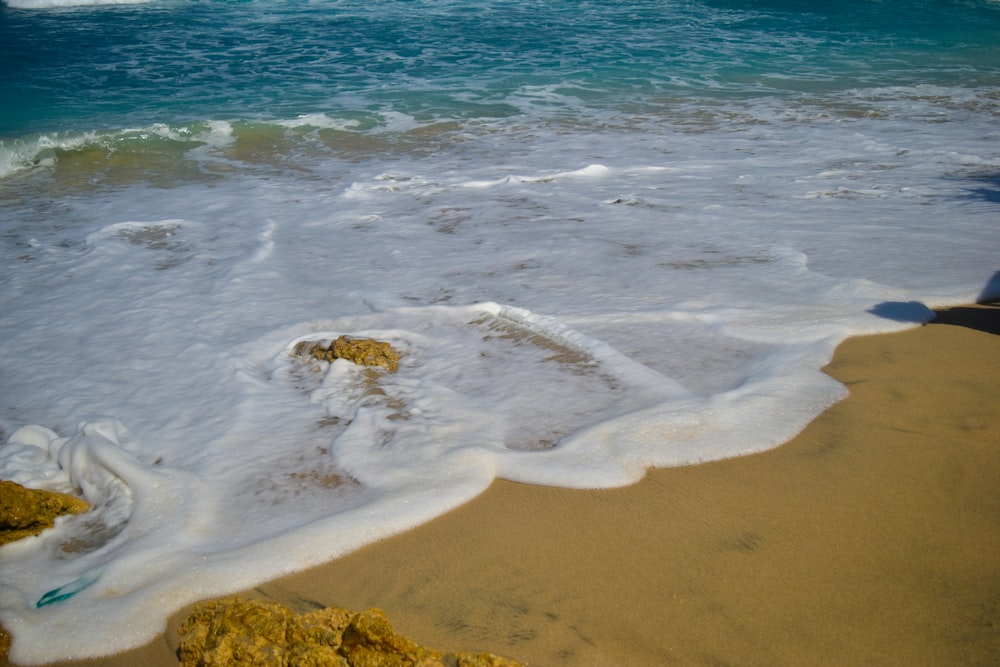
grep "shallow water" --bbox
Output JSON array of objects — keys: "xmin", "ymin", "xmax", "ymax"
[{"xmin": 0, "ymin": 0, "xmax": 998, "ymax": 662}]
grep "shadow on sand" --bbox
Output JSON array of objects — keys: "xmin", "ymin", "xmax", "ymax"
[
  {"xmin": 930, "ymin": 270, "xmax": 1000, "ymax": 336},
  {"xmin": 869, "ymin": 271, "xmax": 1000, "ymax": 336},
  {"xmin": 931, "ymin": 300, "xmax": 1000, "ymax": 336}
]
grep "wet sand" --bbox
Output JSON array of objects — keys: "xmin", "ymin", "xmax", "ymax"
[{"xmin": 41, "ymin": 302, "xmax": 1000, "ymax": 666}]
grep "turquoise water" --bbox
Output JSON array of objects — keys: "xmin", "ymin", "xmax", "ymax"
[
  {"xmin": 1, "ymin": 0, "xmax": 998, "ymax": 663},
  {"xmin": 3, "ymin": 0, "xmax": 998, "ymax": 136}
]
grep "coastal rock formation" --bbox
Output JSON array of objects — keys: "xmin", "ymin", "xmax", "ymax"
[
  {"xmin": 0, "ymin": 479, "xmax": 89, "ymax": 547},
  {"xmin": 178, "ymin": 597, "xmax": 522, "ymax": 667},
  {"xmin": 293, "ymin": 336, "xmax": 401, "ymax": 372}
]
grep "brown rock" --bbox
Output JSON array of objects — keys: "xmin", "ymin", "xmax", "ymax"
[
  {"xmin": 0, "ymin": 479, "xmax": 89, "ymax": 547},
  {"xmin": 339, "ymin": 607, "xmax": 429, "ymax": 667},
  {"xmin": 0, "ymin": 623, "xmax": 10, "ymax": 666},
  {"xmin": 177, "ymin": 597, "xmax": 522, "ymax": 667},
  {"xmin": 177, "ymin": 598, "xmax": 332, "ymax": 666},
  {"xmin": 293, "ymin": 336, "xmax": 401, "ymax": 372}
]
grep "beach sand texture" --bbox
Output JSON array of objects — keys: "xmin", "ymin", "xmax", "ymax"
[{"xmin": 36, "ymin": 302, "xmax": 1000, "ymax": 667}]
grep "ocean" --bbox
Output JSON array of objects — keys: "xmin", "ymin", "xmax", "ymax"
[{"xmin": 0, "ymin": 0, "xmax": 998, "ymax": 662}]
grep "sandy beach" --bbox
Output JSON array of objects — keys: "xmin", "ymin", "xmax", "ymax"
[{"xmin": 34, "ymin": 301, "xmax": 1000, "ymax": 666}]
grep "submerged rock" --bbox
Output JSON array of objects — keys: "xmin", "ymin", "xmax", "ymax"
[
  {"xmin": 177, "ymin": 597, "xmax": 523, "ymax": 667},
  {"xmin": 0, "ymin": 479, "xmax": 89, "ymax": 547},
  {"xmin": 293, "ymin": 336, "xmax": 401, "ymax": 372}
]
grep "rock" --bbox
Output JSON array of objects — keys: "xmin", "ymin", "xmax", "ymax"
[
  {"xmin": 0, "ymin": 623, "xmax": 10, "ymax": 666},
  {"xmin": 177, "ymin": 597, "xmax": 523, "ymax": 667},
  {"xmin": 339, "ymin": 608, "xmax": 429, "ymax": 666},
  {"xmin": 293, "ymin": 336, "xmax": 401, "ymax": 372},
  {"xmin": 0, "ymin": 479, "xmax": 89, "ymax": 547}
]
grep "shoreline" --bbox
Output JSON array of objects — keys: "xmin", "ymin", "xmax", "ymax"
[{"xmin": 34, "ymin": 301, "xmax": 1000, "ymax": 666}]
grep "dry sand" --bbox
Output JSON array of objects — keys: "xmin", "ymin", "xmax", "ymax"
[{"xmin": 38, "ymin": 302, "xmax": 1000, "ymax": 667}]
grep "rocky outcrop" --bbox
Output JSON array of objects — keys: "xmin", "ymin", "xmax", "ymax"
[
  {"xmin": 293, "ymin": 336, "xmax": 401, "ymax": 372},
  {"xmin": 178, "ymin": 597, "xmax": 522, "ymax": 667},
  {"xmin": 0, "ymin": 479, "xmax": 89, "ymax": 547}
]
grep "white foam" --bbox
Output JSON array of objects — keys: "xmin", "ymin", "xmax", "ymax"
[
  {"xmin": 277, "ymin": 113, "xmax": 362, "ymax": 131},
  {"xmin": 461, "ymin": 163, "xmax": 611, "ymax": 188},
  {"xmin": 1, "ymin": 84, "xmax": 998, "ymax": 663}
]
